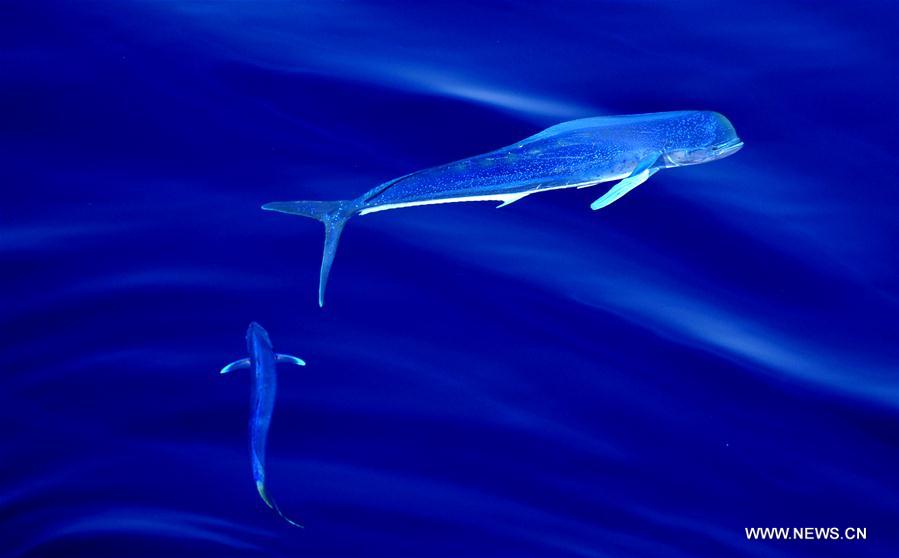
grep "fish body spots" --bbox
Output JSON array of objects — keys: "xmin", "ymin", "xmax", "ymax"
[{"xmin": 359, "ymin": 111, "xmax": 741, "ymax": 209}]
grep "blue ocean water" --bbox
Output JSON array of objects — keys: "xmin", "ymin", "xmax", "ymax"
[{"xmin": 2, "ymin": 1, "xmax": 897, "ymax": 556}]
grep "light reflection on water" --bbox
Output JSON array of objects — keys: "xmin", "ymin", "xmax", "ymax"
[{"xmin": 1, "ymin": 1, "xmax": 897, "ymax": 557}]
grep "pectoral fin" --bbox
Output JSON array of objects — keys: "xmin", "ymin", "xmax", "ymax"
[
  {"xmin": 276, "ymin": 354, "xmax": 306, "ymax": 366},
  {"xmin": 220, "ymin": 358, "xmax": 250, "ymax": 374},
  {"xmin": 591, "ymin": 153, "xmax": 661, "ymax": 210}
]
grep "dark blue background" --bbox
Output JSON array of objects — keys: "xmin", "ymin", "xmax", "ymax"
[{"xmin": 2, "ymin": 2, "xmax": 897, "ymax": 557}]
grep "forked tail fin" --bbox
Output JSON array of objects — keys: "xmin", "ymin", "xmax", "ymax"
[
  {"xmin": 262, "ymin": 199, "xmax": 356, "ymax": 307},
  {"xmin": 257, "ymin": 481, "xmax": 304, "ymax": 528}
]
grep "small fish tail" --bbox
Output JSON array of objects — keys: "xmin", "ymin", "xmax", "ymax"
[
  {"xmin": 256, "ymin": 481, "xmax": 304, "ymax": 528},
  {"xmin": 262, "ymin": 199, "xmax": 357, "ymax": 307}
]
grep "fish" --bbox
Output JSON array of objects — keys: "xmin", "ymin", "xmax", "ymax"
[
  {"xmin": 263, "ymin": 110, "xmax": 743, "ymax": 306},
  {"xmin": 221, "ymin": 322, "xmax": 306, "ymax": 528}
]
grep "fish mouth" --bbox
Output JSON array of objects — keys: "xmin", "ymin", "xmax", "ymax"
[
  {"xmin": 714, "ymin": 137, "xmax": 744, "ymax": 158},
  {"xmin": 247, "ymin": 322, "xmax": 273, "ymax": 348}
]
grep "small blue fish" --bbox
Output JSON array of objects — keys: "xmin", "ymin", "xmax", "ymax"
[
  {"xmin": 221, "ymin": 322, "xmax": 305, "ymax": 528},
  {"xmin": 264, "ymin": 110, "xmax": 742, "ymax": 306}
]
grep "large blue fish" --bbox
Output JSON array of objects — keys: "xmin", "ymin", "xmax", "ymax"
[
  {"xmin": 264, "ymin": 110, "xmax": 742, "ymax": 306},
  {"xmin": 221, "ymin": 322, "xmax": 305, "ymax": 527}
]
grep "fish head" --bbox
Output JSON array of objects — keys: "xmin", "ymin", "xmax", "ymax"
[
  {"xmin": 246, "ymin": 321, "xmax": 274, "ymax": 355},
  {"xmin": 661, "ymin": 111, "xmax": 743, "ymax": 167}
]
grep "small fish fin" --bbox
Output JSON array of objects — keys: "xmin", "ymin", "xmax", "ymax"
[
  {"xmin": 220, "ymin": 358, "xmax": 250, "ymax": 375},
  {"xmin": 275, "ymin": 507, "xmax": 304, "ymax": 529},
  {"xmin": 262, "ymin": 199, "xmax": 357, "ymax": 307},
  {"xmin": 256, "ymin": 480, "xmax": 274, "ymax": 509},
  {"xmin": 276, "ymin": 353, "xmax": 306, "ymax": 366},
  {"xmin": 591, "ymin": 168, "xmax": 658, "ymax": 210},
  {"xmin": 496, "ymin": 192, "xmax": 530, "ymax": 208},
  {"xmin": 257, "ymin": 481, "xmax": 304, "ymax": 528}
]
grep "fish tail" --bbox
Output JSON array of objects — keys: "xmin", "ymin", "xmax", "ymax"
[
  {"xmin": 262, "ymin": 199, "xmax": 357, "ymax": 307},
  {"xmin": 256, "ymin": 480, "xmax": 304, "ymax": 528}
]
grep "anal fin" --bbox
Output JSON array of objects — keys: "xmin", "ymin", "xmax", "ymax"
[{"xmin": 496, "ymin": 192, "xmax": 530, "ymax": 208}]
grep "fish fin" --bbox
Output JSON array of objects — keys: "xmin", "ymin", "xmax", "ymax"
[
  {"xmin": 257, "ymin": 481, "xmax": 304, "ymax": 528},
  {"xmin": 220, "ymin": 358, "xmax": 250, "ymax": 375},
  {"xmin": 632, "ymin": 152, "xmax": 660, "ymax": 175},
  {"xmin": 256, "ymin": 480, "xmax": 274, "ymax": 509},
  {"xmin": 262, "ymin": 199, "xmax": 358, "ymax": 307},
  {"xmin": 276, "ymin": 353, "xmax": 306, "ymax": 366},
  {"xmin": 496, "ymin": 192, "xmax": 529, "ymax": 208},
  {"xmin": 591, "ymin": 168, "xmax": 658, "ymax": 210},
  {"xmin": 591, "ymin": 153, "xmax": 661, "ymax": 210},
  {"xmin": 360, "ymin": 173, "xmax": 414, "ymax": 203}
]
